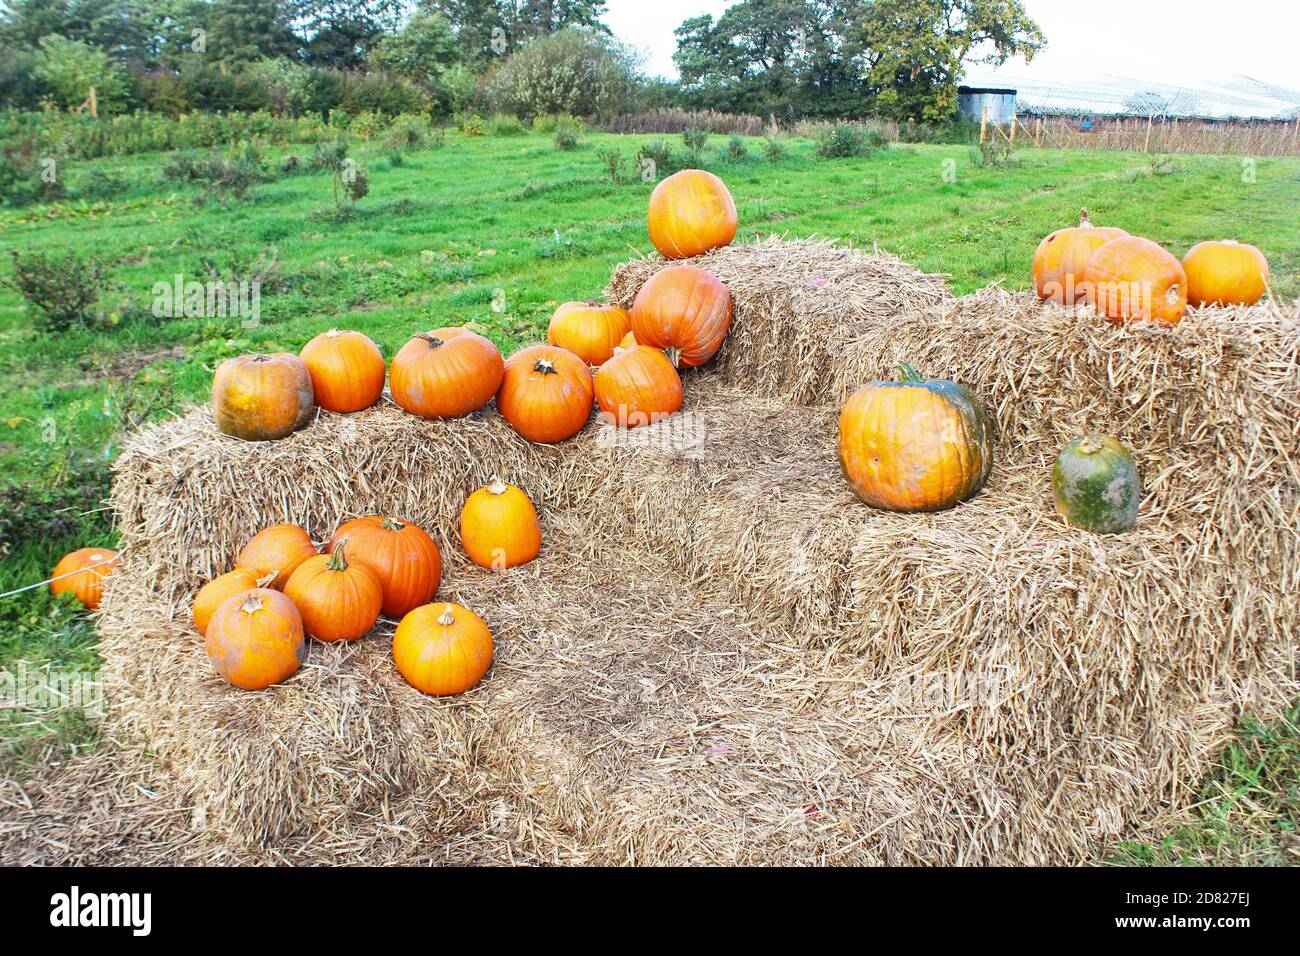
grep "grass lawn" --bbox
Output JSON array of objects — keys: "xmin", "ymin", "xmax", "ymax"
[{"xmin": 1, "ymin": 129, "xmax": 1297, "ymax": 863}]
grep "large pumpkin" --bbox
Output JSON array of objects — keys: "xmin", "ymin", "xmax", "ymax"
[
  {"xmin": 50, "ymin": 547, "xmax": 120, "ymax": 611},
  {"xmin": 299, "ymin": 329, "xmax": 386, "ymax": 413},
  {"xmin": 496, "ymin": 345, "xmax": 594, "ymax": 443},
  {"xmin": 630, "ymin": 265, "xmax": 732, "ymax": 368},
  {"xmin": 460, "ymin": 478, "xmax": 541, "ymax": 570},
  {"xmin": 648, "ymin": 169, "xmax": 738, "ymax": 259},
  {"xmin": 392, "ymin": 602, "xmax": 494, "ymax": 696},
  {"xmin": 1032, "ymin": 208, "xmax": 1128, "ymax": 305},
  {"xmin": 205, "ymin": 588, "xmax": 305, "ymax": 690},
  {"xmin": 1083, "ymin": 236, "xmax": 1187, "ymax": 324},
  {"xmin": 594, "ymin": 345, "xmax": 683, "ymax": 428},
  {"xmin": 283, "ymin": 544, "xmax": 383, "ymax": 642},
  {"xmin": 212, "ymin": 353, "xmax": 315, "ymax": 441},
  {"xmin": 326, "ymin": 516, "xmax": 442, "ymax": 619},
  {"xmin": 1182, "ymin": 240, "xmax": 1270, "ymax": 306},
  {"xmin": 389, "ymin": 327, "xmax": 504, "ymax": 419},
  {"xmin": 1052, "ymin": 435, "xmax": 1140, "ymax": 534},
  {"xmin": 193, "ymin": 568, "xmax": 262, "ymax": 635},
  {"xmin": 547, "ymin": 302, "xmax": 632, "ymax": 366},
  {"xmin": 838, "ymin": 364, "xmax": 993, "ymax": 513},
  {"xmin": 235, "ymin": 523, "xmax": 317, "ymax": 589}
]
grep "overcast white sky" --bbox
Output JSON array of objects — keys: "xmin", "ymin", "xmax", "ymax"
[{"xmin": 605, "ymin": 0, "xmax": 1300, "ymax": 91}]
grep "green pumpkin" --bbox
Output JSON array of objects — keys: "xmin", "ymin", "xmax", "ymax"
[{"xmin": 1052, "ymin": 435, "xmax": 1140, "ymax": 534}]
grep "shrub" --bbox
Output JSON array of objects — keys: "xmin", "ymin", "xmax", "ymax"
[
  {"xmin": 763, "ymin": 136, "xmax": 787, "ymax": 162},
  {"xmin": 815, "ymin": 124, "xmax": 888, "ymax": 159},
  {"xmin": 722, "ymin": 135, "xmax": 749, "ymax": 163},
  {"xmin": 553, "ymin": 115, "xmax": 583, "ymax": 150},
  {"xmin": 6, "ymin": 250, "xmax": 107, "ymax": 332},
  {"xmin": 34, "ymin": 36, "xmax": 132, "ymax": 115},
  {"xmin": 682, "ymin": 128, "xmax": 709, "ymax": 162},
  {"xmin": 456, "ymin": 113, "xmax": 485, "ymax": 136},
  {"xmin": 596, "ymin": 148, "xmax": 626, "ymax": 183},
  {"xmin": 310, "ymin": 139, "xmax": 349, "ymax": 172},
  {"xmin": 76, "ymin": 168, "xmax": 131, "ymax": 200},
  {"xmin": 488, "ymin": 113, "xmax": 526, "ymax": 136},
  {"xmin": 972, "ymin": 137, "xmax": 1016, "ymax": 167},
  {"xmin": 162, "ymin": 144, "xmax": 270, "ymax": 202},
  {"xmin": 484, "ymin": 28, "xmax": 637, "ymax": 120},
  {"xmin": 384, "ymin": 114, "xmax": 429, "ymax": 150},
  {"xmin": 635, "ymin": 139, "xmax": 679, "ymax": 180}
]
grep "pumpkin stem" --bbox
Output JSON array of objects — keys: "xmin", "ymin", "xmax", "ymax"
[
  {"xmin": 1079, "ymin": 207, "xmax": 1091, "ymax": 228},
  {"xmin": 238, "ymin": 594, "xmax": 264, "ymax": 615},
  {"xmin": 326, "ymin": 544, "xmax": 349, "ymax": 572},
  {"xmin": 255, "ymin": 571, "xmax": 279, "ymax": 588},
  {"xmin": 487, "ymin": 476, "xmax": 508, "ymax": 495},
  {"xmin": 437, "ymin": 603, "xmax": 455, "ymax": 626},
  {"xmin": 415, "ymin": 332, "xmax": 445, "ymax": 349},
  {"xmin": 326, "ymin": 328, "xmax": 344, "ymax": 337},
  {"xmin": 533, "ymin": 358, "xmax": 558, "ymax": 375},
  {"xmin": 897, "ymin": 363, "xmax": 923, "ymax": 383},
  {"xmin": 1077, "ymin": 435, "xmax": 1103, "ymax": 455},
  {"xmin": 380, "ymin": 517, "xmax": 405, "ymax": 531},
  {"xmin": 665, "ymin": 346, "xmax": 682, "ymax": 369}
]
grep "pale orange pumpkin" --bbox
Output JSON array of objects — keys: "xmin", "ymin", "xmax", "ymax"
[
  {"xmin": 205, "ymin": 588, "xmax": 305, "ymax": 690},
  {"xmin": 648, "ymin": 169, "xmax": 738, "ymax": 259},
  {"xmin": 212, "ymin": 353, "xmax": 315, "ymax": 441},
  {"xmin": 388, "ymin": 327, "xmax": 504, "ymax": 419},
  {"xmin": 50, "ymin": 547, "xmax": 120, "ymax": 611},
  {"xmin": 392, "ymin": 602, "xmax": 494, "ymax": 696},
  {"xmin": 1183, "ymin": 240, "xmax": 1270, "ymax": 306},
  {"xmin": 1032, "ymin": 208, "xmax": 1129, "ymax": 305},
  {"xmin": 283, "ymin": 544, "xmax": 383, "ymax": 643},
  {"xmin": 299, "ymin": 329, "xmax": 386, "ymax": 413},
  {"xmin": 193, "ymin": 568, "xmax": 263, "ymax": 635},
  {"xmin": 1083, "ymin": 236, "xmax": 1188, "ymax": 324},
  {"xmin": 547, "ymin": 302, "xmax": 632, "ymax": 366},
  {"xmin": 594, "ymin": 345, "xmax": 683, "ymax": 428},
  {"xmin": 496, "ymin": 345, "xmax": 594, "ymax": 443},
  {"xmin": 326, "ymin": 516, "xmax": 442, "ymax": 619},
  {"xmin": 630, "ymin": 265, "xmax": 733, "ymax": 367},
  {"xmin": 460, "ymin": 478, "xmax": 541, "ymax": 570},
  {"xmin": 235, "ymin": 524, "xmax": 317, "ymax": 589},
  {"xmin": 617, "ymin": 330, "xmax": 637, "ymax": 351}
]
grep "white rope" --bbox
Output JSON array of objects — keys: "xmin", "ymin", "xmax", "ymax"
[{"xmin": 0, "ymin": 557, "xmax": 118, "ymax": 602}]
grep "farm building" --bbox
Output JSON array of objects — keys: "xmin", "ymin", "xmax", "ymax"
[{"xmin": 957, "ymin": 86, "xmax": 1018, "ymax": 124}]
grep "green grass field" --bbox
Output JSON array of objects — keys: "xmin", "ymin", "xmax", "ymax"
[{"xmin": 1, "ymin": 129, "xmax": 1297, "ymax": 863}]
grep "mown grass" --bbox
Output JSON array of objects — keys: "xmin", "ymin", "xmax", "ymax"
[{"xmin": 1, "ymin": 129, "xmax": 1297, "ymax": 857}]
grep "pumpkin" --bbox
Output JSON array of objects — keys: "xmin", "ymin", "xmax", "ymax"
[
  {"xmin": 205, "ymin": 588, "xmax": 305, "ymax": 690},
  {"xmin": 1032, "ymin": 208, "xmax": 1129, "ymax": 304},
  {"xmin": 496, "ymin": 345, "xmax": 594, "ymax": 443},
  {"xmin": 299, "ymin": 329, "xmax": 386, "ymax": 413},
  {"xmin": 1053, "ymin": 435, "xmax": 1140, "ymax": 534},
  {"xmin": 212, "ymin": 353, "xmax": 315, "ymax": 441},
  {"xmin": 389, "ymin": 327, "xmax": 504, "ymax": 419},
  {"xmin": 838, "ymin": 364, "xmax": 993, "ymax": 513},
  {"xmin": 193, "ymin": 568, "xmax": 263, "ymax": 635},
  {"xmin": 630, "ymin": 265, "xmax": 733, "ymax": 367},
  {"xmin": 647, "ymin": 169, "xmax": 738, "ymax": 259},
  {"xmin": 617, "ymin": 330, "xmax": 637, "ymax": 351},
  {"xmin": 460, "ymin": 478, "xmax": 541, "ymax": 570},
  {"xmin": 1083, "ymin": 236, "xmax": 1187, "ymax": 324},
  {"xmin": 326, "ymin": 516, "xmax": 442, "ymax": 619},
  {"xmin": 50, "ymin": 547, "xmax": 120, "ymax": 611},
  {"xmin": 547, "ymin": 302, "xmax": 632, "ymax": 366},
  {"xmin": 1183, "ymin": 240, "xmax": 1270, "ymax": 306},
  {"xmin": 283, "ymin": 544, "xmax": 383, "ymax": 643},
  {"xmin": 594, "ymin": 345, "xmax": 683, "ymax": 428},
  {"xmin": 392, "ymin": 602, "xmax": 494, "ymax": 696},
  {"xmin": 235, "ymin": 523, "xmax": 317, "ymax": 589}
]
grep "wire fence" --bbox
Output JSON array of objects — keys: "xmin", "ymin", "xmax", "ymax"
[{"xmin": 1005, "ymin": 115, "xmax": 1300, "ymax": 157}]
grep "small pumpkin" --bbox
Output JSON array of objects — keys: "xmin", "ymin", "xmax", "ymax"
[
  {"xmin": 193, "ymin": 568, "xmax": 264, "ymax": 635},
  {"xmin": 212, "ymin": 353, "xmax": 315, "ymax": 441},
  {"xmin": 1083, "ymin": 236, "xmax": 1187, "ymax": 324},
  {"xmin": 630, "ymin": 265, "xmax": 733, "ymax": 367},
  {"xmin": 326, "ymin": 515, "xmax": 442, "ymax": 619},
  {"xmin": 617, "ymin": 330, "xmax": 637, "ymax": 351},
  {"xmin": 235, "ymin": 523, "xmax": 317, "ymax": 589},
  {"xmin": 299, "ymin": 329, "xmax": 386, "ymax": 413},
  {"xmin": 205, "ymin": 588, "xmax": 305, "ymax": 690},
  {"xmin": 393, "ymin": 602, "xmax": 494, "ymax": 696},
  {"xmin": 50, "ymin": 547, "xmax": 120, "ymax": 611},
  {"xmin": 1032, "ymin": 208, "xmax": 1129, "ymax": 304},
  {"xmin": 1052, "ymin": 435, "xmax": 1140, "ymax": 534},
  {"xmin": 496, "ymin": 345, "xmax": 594, "ymax": 443},
  {"xmin": 460, "ymin": 478, "xmax": 541, "ymax": 570},
  {"xmin": 547, "ymin": 302, "xmax": 632, "ymax": 366},
  {"xmin": 648, "ymin": 169, "xmax": 738, "ymax": 259},
  {"xmin": 389, "ymin": 327, "xmax": 504, "ymax": 419},
  {"xmin": 838, "ymin": 364, "xmax": 993, "ymax": 513},
  {"xmin": 1182, "ymin": 240, "xmax": 1270, "ymax": 306},
  {"xmin": 283, "ymin": 544, "xmax": 383, "ymax": 643},
  {"xmin": 594, "ymin": 345, "xmax": 683, "ymax": 428}
]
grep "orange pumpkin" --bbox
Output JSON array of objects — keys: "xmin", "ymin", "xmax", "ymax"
[
  {"xmin": 193, "ymin": 568, "xmax": 264, "ymax": 635},
  {"xmin": 594, "ymin": 345, "xmax": 683, "ymax": 428},
  {"xmin": 326, "ymin": 516, "xmax": 442, "ymax": 619},
  {"xmin": 1032, "ymin": 208, "xmax": 1129, "ymax": 304},
  {"xmin": 547, "ymin": 302, "xmax": 632, "ymax": 366},
  {"xmin": 1183, "ymin": 240, "xmax": 1270, "ymax": 306},
  {"xmin": 496, "ymin": 345, "xmax": 594, "ymax": 443},
  {"xmin": 299, "ymin": 329, "xmax": 386, "ymax": 413},
  {"xmin": 838, "ymin": 364, "xmax": 993, "ymax": 513},
  {"xmin": 50, "ymin": 547, "xmax": 120, "ymax": 611},
  {"xmin": 1083, "ymin": 236, "xmax": 1188, "ymax": 324},
  {"xmin": 212, "ymin": 353, "xmax": 315, "ymax": 441},
  {"xmin": 460, "ymin": 478, "xmax": 541, "ymax": 570},
  {"xmin": 617, "ymin": 330, "xmax": 637, "ymax": 350},
  {"xmin": 283, "ymin": 544, "xmax": 383, "ymax": 643},
  {"xmin": 630, "ymin": 265, "xmax": 732, "ymax": 368},
  {"xmin": 393, "ymin": 602, "xmax": 494, "ymax": 696},
  {"xmin": 389, "ymin": 327, "xmax": 504, "ymax": 419},
  {"xmin": 235, "ymin": 524, "xmax": 317, "ymax": 589},
  {"xmin": 205, "ymin": 588, "xmax": 305, "ymax": 690},
  {"xmin": 648, "ymin": 169, "xmax": 738, "ymax": 259}
]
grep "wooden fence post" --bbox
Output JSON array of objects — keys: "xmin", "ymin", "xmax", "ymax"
[
  {"xmin": 980, "ymin": 105, "xmax": 988, "ymax": 144},
  {"xmin": 1010, "ymin": 115, "xmax": 1017, "ymax": 145}
]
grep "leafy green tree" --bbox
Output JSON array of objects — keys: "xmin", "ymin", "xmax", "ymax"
[
  {"xmin": 370, "ymin": 11, "xmax": 460, "ymax": 82},
  {"xmin": 484, "ymin": 27, "xmax": 635, "ymax": 120},
  {"xmin": 293, "ymin": 0, "xmax": 406, "ymax": 69},
  {"xmin": 426, "ymin": 0, "xmax": 608, "ymax": 66},
  {"xmin": 34, "ymin": 34, "xmax": 132, "ymax": 112},
  {"xmin": 203, "ymin": 0, "xmax": 299, "ymax": 66}
]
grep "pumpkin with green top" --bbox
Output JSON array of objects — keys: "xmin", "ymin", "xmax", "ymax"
[{"xmin": 1052, "ymin": 435, "xmax": 1140, "ymax": 534}]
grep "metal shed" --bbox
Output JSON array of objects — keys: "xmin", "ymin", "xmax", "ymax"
[{"xmin": 957, "ymin": 86, "xmax": 1018, "ymax": 124}]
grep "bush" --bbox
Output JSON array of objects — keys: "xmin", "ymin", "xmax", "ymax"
[
  {"xmin": 763, "ymin": 136, "xmax": 787, "ymax": 162},
  {"xmin": 682, "ymin": 128, "xmax": 709, "ymax": 163},
  {"xmin": 76, "ymin": 168, "xmax": 131, "ymax": 200},
  {"xmin": 722, "ymin": 135, "xmax": 749, "ymax": 163},
  {"xmin": 310, "ymin": 139, "xmax": 349, "ymax": 172},
  {"xmin": 815, "ymin": 124, "xmax": 888, "ymax": 159},
  {"xmin": 596, "ymin": 148, "xmax": 626, "ymax": 183},
  {"xmin": 456, "ymin": 113, "xmax": 485, "ymax": 136},
  {"xmin": 972, "ymin": 137, "xmax": 1017, "ymax": 167},
  {"xmin": 635, "ymin": 139, "xmax": 680, "ymax": 180},
  {"xmin": 553, "ymin": 115, "xmax": 584, "ymax": 150},
  {"xmin": 161, "ymin": 144, "xmax": 270, "ymax": 202},
  {"xmin": 488, "ymin": 113, "xmax": 525, "ymax": 136},
  {"xmin": 484, "ymin": 28, "xmax": 637, "ymax": 120},
  {"xmin": 6, "ymin": 250, "xmax": 107, "ymax": 332},
  {"xmin": 384, "ymin": 114, "xmax": 429, "ymax": 150}
]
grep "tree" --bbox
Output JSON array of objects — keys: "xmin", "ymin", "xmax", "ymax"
[
  {"xmin": 484, "ymin": 27, "xmax": 636, "ymax": 120},
  {"xmin": 34, "ymin": 34, "xmax": 132, "ymax": 112},
  {"xmin": 426, "ymin": 0, "xmax": 608, "ymax": 66},
  {"xmin": 369, "ymin": 10, "xmax": 460, "ymax": 83},
  {"xmin": 292, "ymin": 0, "xmax": 405, "ymax": 69},
  {"xmin": 203, "ymin": 0, "xmax": 299, "ymax": 66}
]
